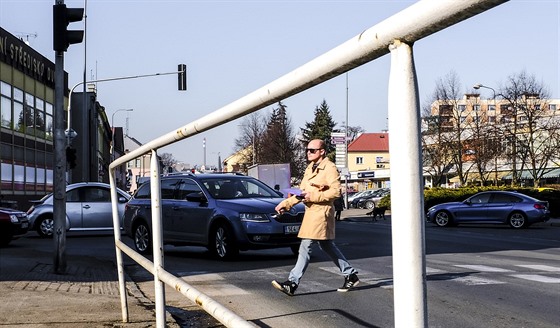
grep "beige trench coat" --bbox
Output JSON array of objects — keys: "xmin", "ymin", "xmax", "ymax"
[{"xmin": 278, "ymin": 158, "xmax": 341, "ymax": 240}]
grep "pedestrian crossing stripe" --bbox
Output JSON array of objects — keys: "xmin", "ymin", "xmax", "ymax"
[
  {"xmin": 454, "ymin": 265, "xmax": 514, "ymax": 272},
  {"xmin": 515, "ymin": 265, "xmax": 560, "ymax": 272},
  {"xmin": 426, "ymin": 267, "xmax": 444, "ymax": 273},
  {"xmin": 451, "ymin": 276, "xmax": 506, "ymax": 285},
  {"xmin": 510, "ymin": 275, "xmax": 560, "ymax": 283}
]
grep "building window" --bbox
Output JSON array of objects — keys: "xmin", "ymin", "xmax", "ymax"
[
  {"xmin": 473, "ymin": 104, "xmax": 480, "ymax": 111},
  {"xmin": 488, "ymin": 104, "xmax": 496, "ymax": 111},
  {"xmin": 489, "ymin": 116, "xmax": 496, "ymax": 123},
  {"xmin": 356, "ymin": 157, "xmax": 363, "ymax": 165},
  {"xmin": 549, "ymin": 104, "xmax": 557, "ymax": 111},
  {"xmin": 135, "ymin": 158, "xmax": 141, "ymax": 168},
  {"xmin": 376, "ymin": 164, "xmax": 385, "ymax": 168},
  {"xmin": 458, "ymin": 104, "xmax": 466, "ymax": 112}
]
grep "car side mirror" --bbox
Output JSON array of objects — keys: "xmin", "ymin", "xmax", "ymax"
[
  {"xmin": 464, "ymin": 200, "xmax": 471, "ymax": 205},
  {"xmin": 186, "ymin": 192, "xmax": 207, "ymax": 203},
  {"xmin": 118, "ymin": 196, "xmax": 128, "ymax": 203}
]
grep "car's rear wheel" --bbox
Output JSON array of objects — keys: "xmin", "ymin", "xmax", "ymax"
[
  {"xmin": 365, "ymin": 201, "xmax": 375, "ymax": 210},
  {"xmin": 211, "ymin": 224, "xmax": 238, "ymax": 260},
  {"xmin": 508, "ymin": 212, "xmax": 527, "ymax": 229},
  {"xmin": 434, "ymin": 210, "xmax": 452, "ymax": 227},
  {"xmin": 37, "ymin": 216, "xmax": 54, "ymax": 238},
  {"xmin": 133, "ymin": 222, "xmax": 152, "ymax": 254}
]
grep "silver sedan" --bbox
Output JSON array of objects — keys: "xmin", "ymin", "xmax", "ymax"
[{"xmin": 27, "ymin": 182, "xmax": 130, "ymax": 237}]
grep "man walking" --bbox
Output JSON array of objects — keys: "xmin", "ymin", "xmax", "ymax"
[{"xmin": 272, "ymin": 139, "xmax": 359, "ymax": 296}]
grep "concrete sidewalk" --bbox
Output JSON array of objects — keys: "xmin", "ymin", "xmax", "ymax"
[{"xmin": 0, "ymin": 247, "xmax": 185, "ymax": 327}]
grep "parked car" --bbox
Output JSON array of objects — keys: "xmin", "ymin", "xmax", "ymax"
[
  {"xmin": 349, "ymin": 190, "xmax": 377, "ymax": 208},
  {"xmin": 123, "ymin": 173, "xmax": 305, "ymax": 260},
  {"xmin": 426, "ymin": 191, "xmax": 550, "ymax": 229},
  {"xmin": 27, "ymin": 182, "xmax": 131, "ymax": 237},
  {"xmin": 356, "ymin": 188, "xmax": 390, "ymax": 209},
  {"xmin": 0, "ymin": 207, "xmax": 29, "ymax": 246}
]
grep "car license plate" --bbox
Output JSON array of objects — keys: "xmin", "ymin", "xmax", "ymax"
[
  {"xmin": 284, "ymin": 225, "xmax": 299, "ymax": 234},
  {"xmin": 22, "ymin": 222, "xmax": 28, "ymax": 229}
]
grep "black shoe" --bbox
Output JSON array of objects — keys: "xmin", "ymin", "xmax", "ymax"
[
  {"xmin": 337, "ymin": 273, "xmax": 359, "ymax": 292},
  {"xmin": 272, "ymin": 280, "xmax": 298, "ymax": 296}
]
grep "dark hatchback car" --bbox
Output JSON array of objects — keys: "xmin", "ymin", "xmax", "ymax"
[
  {"xmin": 426, "ymin": 191, "xmax": 550, "ymax": 229},
  {"xmin": 123, "ymin": 173, "xmax": 305, "ymax": 260},
  {"xmin": 0, "ymin": 207, "xmax": 29, "ymax": 246}
]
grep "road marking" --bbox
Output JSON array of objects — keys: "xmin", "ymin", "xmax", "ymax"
[
  {"xmin": 198, "ymin": 284, "xmax": 251, "ymax": 296},
  {"xmin": 510, "ymin": 275, "xmax": 560, "ymax": 283},
  {"xmin": 451, "ymin": 276, "xmax": 506, "ymax": 285},
  {"xmin": 516, "ymin": 265, "xmax": 560, "ymax": 272},
  {"xmin": 454, "ymin": 265, "xmax": 514, "ymax": 272},
  {"xmin": 426, "ymin": 267, "xmax": 444, "ymax": 273},
  {"xmin": 179, "ymin": 273, "xmax": 224, "ymax": 282}
]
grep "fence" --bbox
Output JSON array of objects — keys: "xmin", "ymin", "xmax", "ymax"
[{"xmin": 108, "ymin": 1, "xmax": 509, "ymax": 327}]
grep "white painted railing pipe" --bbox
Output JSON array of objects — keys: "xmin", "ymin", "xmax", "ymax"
[
  {"xmin": 110, "ymin": 0, "xmax": 509, "ymax": 326},
  {"xmin": 388, "ymin": 40, "xmax": 427, "ymax": 328},
  {"xmin": 115, "ymin": 240, "xmax": 256, "ymax": 328},
  {"xmin": 149, "ymin": 150, "xmax": 167, "ymax": 327}
]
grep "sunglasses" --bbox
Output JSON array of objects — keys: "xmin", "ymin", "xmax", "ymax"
[{"xmin": 306, "ymin": 148, "xmax": 322, "ymax": 154}]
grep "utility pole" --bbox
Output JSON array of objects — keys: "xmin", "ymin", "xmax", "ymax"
[{"xmin": 52, "ymin": 0, "xmax": 84, "ymax": 274}]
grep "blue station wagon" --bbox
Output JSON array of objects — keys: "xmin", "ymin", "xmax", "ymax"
[{"xmin": 123, "ymin": 173, "xmax": 305, "ymax": 260}]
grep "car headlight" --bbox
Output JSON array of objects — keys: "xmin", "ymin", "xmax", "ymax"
[
  {"xmin": 239, "ymin": 213, "xmax": 270, "ymax": 223},
  {"xmin": 9, "ymin": 214, "xmax": 19, "ymax": 223}
]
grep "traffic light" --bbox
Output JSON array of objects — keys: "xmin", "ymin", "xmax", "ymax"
[
  {"xmin": 178, "ymin": 64, "xmax": 187, "ymax": 91},
  {"xmin": 66, "ymin": 146, "xmax": 77, "ymax": 169},
  {"xmin": 53, "ymin": 4, "xmax": 84, "ymax": 52}
]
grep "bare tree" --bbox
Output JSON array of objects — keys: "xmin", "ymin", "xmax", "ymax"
[
  {"xmin": 421, "ymin": 102, "xmax": 455, "ymax": 187},
  {"xmin": 463, "ymin": 94, "xmax": 501, "ymax": 186},
  {"xmin": 431, "ymin": 71, "xmax": 474, "ymax": 185},
  {"xmin": 234, "ymin": 112, "xmax": 265, "ymax": 168},
  {"xmin": 499, "ymin": 71, "xmax": 560, "ymax": 187},
  {"xmin": 160, "ymin": 153, "xmax": 177, "ymax": 173}
]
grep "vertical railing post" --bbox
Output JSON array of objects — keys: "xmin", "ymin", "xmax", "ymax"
[
  {"xmin": 109, "ymin": 165, "xmax": 129, "ymax": 322},
  {"xmin": 150, "ymin": 150, "xmax": 166, "ymax": 327},
  {"xmin": 387, "ymin": 40, "xmax": 427, "ymax": 328}
]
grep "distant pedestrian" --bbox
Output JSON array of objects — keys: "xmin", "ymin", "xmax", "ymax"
[
  {"xmin": 334, "ymin": 193, "xmax": 343, "ymax": 221},
  {"xmin": 271, "ymin": 139, "xmax": 359, "ymax": 296}
]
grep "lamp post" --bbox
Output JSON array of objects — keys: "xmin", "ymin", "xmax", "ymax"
[
  {"xmin": 473, "ymin": 83, "xmax": 498, "ymax": 185},
  {"xmin": 111, "ymin": 109, "xmax": 133, "ymax": 158}
]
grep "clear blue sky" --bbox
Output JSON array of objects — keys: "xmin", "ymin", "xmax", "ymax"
[{"xmin": 2, "ymin": 0, "xmax": 558, "ymax": 168}]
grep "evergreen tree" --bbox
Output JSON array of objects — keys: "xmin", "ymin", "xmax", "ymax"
[
  {"xmin": 260, "ymin": 102, "xmax": 299, "ymax": 175},
  {"xmin": 300, "ymin": 99, "xmax": 337, "ymax": 161}
]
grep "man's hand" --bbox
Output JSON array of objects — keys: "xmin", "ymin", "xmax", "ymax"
[{"xmin": 275, "ymin": 204, "xmax": 286, "ymax": 214}]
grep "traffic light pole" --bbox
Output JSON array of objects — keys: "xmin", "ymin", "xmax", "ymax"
[
  {"xmin": 53, "ymin": 0, "xmax": 84, "ymax": 274},
  {"xmin": 53, "ymin": 48, "xmax": 67, "ymax": 274},
  {"xmin": 66, "ymin": 68, "xmax": 185, "ymax": 146}
]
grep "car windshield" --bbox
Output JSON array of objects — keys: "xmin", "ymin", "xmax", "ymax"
[{"xmin": 200, "ymin": 177, "xmax": 280, "ymax": 199}]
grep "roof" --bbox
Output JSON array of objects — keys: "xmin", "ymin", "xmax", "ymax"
[{"xmin": 348, "ymin": 133, "xmax": 389, "ymax": 152}]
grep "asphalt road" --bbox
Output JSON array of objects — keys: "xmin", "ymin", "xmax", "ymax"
[
  {"xmin": 6, "ymin": 210, "xmax": 560, "ymax": 327},
  {"xmin": 124, "ymin": 211, "xmax": 560, "ymax": 328}
]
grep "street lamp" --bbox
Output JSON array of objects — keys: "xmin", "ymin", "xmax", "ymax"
[
  {"xmin": 473, "ymin": 83, "xmax": 498, "ymax": 185},
  {"xmin": 473, "ymin": 83, "xmax": 496, "ymax": 99},
  {"xmin": 111, "ymin": 109, "xmax": 133, "ymax": 157}
]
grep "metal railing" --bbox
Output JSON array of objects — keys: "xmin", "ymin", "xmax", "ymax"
[{"xmin": 108, "ymin": 1, "xmax": 509, "ymax": 327}]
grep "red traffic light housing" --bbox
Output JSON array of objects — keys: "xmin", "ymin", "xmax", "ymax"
[{"xmin": 53, "ymin": 4, "xmax": 84, "ymax": 52}]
